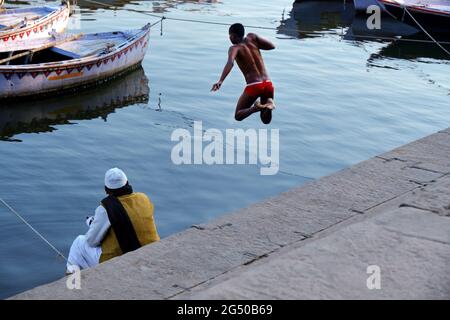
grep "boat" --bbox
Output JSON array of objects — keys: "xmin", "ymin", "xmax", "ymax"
[
  {"xmin": 345, "ymin": 12, "xmax": 419, "ymax": 39},
  {"xmin": 0, "ymin": 67, "xmax": 149, "ymax": 141},
  {"xmin": 354, "ymin": 0, "xmax": 386, "ymax": 12},
  {"xmin": 0, "ymin": 24, "xmax": 151, "ymax": 99},
  {"xmin": 0, "ymin": 1, "xmax": 70, "ymax": 48},
  {"xmin": 379, "ymin": 0, "xmax": 450, "ymax": 34}
]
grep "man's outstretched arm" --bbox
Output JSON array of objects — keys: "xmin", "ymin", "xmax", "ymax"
[{"xmin": 211, "ymin": 46, "xmax": 239, "ymax": 91}]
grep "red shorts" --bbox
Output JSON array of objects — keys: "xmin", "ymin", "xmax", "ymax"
[{"xmin": 244, "ymin": 80, "xmax": 274, "ymax": 99}]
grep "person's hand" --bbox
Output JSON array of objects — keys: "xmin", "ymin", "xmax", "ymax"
[{"xmin": 211, "ymin": 81, "xmax": 223, "ymax": 92}]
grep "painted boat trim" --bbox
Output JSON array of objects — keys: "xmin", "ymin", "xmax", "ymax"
[
  {"xmin": 0, "ymin": 24, "xmax": 151, "ymax": 99},
  {"xmin": 0, "ymin": 2, "xmax": 70, "ymax": 43},
  {"xmin": 379, "ymin": 0, "xmax": 450, "ymax": 17}
]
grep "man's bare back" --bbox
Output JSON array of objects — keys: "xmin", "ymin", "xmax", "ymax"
[
  {"xmin": 211, "ymin": 23, "xmax": 276, "ymax": 124},
  {"xmin": 234, "ymin": 33, "xmax": 271, "ymax": 85}
]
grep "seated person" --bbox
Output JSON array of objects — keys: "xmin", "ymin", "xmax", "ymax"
[{"xmin": 67, "ymin": 168, "xmax": 160, "ymax": 272}]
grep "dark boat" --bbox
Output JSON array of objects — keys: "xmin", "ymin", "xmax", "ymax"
[
  {"xmin": 379, "ymin": 0, "xmax": 450, "ymax": 35},
  {"xmin": 345, "ymin": 12, "xmax": 419, "ymax": 39},
  {"xmin": 354, "ymin": 0, "xmax": 385, "ymax": 13}
]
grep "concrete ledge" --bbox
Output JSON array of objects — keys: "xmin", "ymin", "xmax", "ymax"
[
  {"xmin": 180, "ymin": 177, "xmax": 450, "ymax": 299},
  {"xmin": 10, "ymin": 129, "xmax": 450, "ymax": 299},
  {"xmin": 182, "ymin": 207, "xmax": 450, "ymax": 299}
]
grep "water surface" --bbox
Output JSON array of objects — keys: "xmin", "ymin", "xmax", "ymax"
[{"xmin": 0, "ymin": 0, "xmax": 449, "ymax": 298}]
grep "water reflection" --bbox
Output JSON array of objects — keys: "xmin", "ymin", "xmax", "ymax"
[
  {"xmin": 0, "ymin": 67, "xmax": 149, "ymax": 141},
  {"xmin": 278, "ymin": 0, "xmax": 355, "ymax": 38},
  {"xmin": 369, "ymin": 40, "xmax": 450, "ymax": 64},
  {"xmin": 149, "ymin": 0, "xmax": 219, "ymax": 13},
  {"xmin": 76, "ymin": 0, "xmax": 219, "ymax": 13},
  {"xmin": 76, "ymin": 0, "xmax": 141, "ymax": 10},
  {"xmin": 280, "ymin": 1, "xmax": 450, "ymax": 63},
  {"xmin": 347, "ymin": 16, "xmax": 450, "ymax": 63}
]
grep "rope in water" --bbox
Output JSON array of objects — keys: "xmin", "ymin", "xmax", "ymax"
[
  {"xmin": 0, "ymin": 198, "xmax": 69, "ymax": 262},
  {"xmin": 82, "ymin": 0, "xmax": 450, "ymax": 46}
]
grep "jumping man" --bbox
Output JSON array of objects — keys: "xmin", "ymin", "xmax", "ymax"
[{"xmin": 211, "ymin": 23, "xmax": 276, "ymax": 124}]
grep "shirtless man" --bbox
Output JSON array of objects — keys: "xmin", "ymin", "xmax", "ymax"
[{"xmin": 211, "ymin": 23, "xmax": 276, "ymax": 124}]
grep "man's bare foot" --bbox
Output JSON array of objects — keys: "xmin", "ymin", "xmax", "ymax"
[
  {"xmin": 265, "ymin": 100, "xmax": 275, "ymax": 110},
  {"xmin": 254, "ymin": 101, "xmax": 264, "ymax": 110},
  {"xmin": 255, "ymin": 98, "xmax": 275, "ymax": 110},
  {"xmin": 255, "ymin": 99, "xmax": 275, "ymax": 110},
  {"xmin": 266, "ymin": 98, "xmax": 276, "ymax": 110}
]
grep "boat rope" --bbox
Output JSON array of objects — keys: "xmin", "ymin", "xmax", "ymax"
[
  {"xmin": 0, "ymin": 198, "xmax": 69, "ymax": 263},
  {"xmin": 148, "ymin": 16, "xmax": 165, "ymax": 36},
  {"xmin": 402, "ymin": 6, "xmax": 450, "ymax": 57},
  {"xmin": 82, "ymin": 0, "xmax": 450, "ymax": 46},
  {"xmin": 149, "ymin": 17, "xmax": 164, "ymax": 29}
]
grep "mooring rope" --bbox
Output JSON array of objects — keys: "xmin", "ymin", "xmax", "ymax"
[
  {"xmin": 82, "ymin": 0, "xmax": 450, "ymax": 46},
  {"xmin": 0, "ymin": 198, "xmax": 69, "ymax": 263},
  {"xmin": 149, "ymin": 17, "xmax": 165, "ymax": 29},
  {"xmin": 402, "ymin": 6, "xmax": 450, "ymax": 57}
]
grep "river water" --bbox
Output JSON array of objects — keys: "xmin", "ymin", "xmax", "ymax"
[{"xmin": 0, "ymin": 0, "xmax": 449, "ymax": 298}]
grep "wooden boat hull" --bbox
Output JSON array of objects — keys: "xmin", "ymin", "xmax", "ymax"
[
  {"xmin": 379, "ymin": 0, "xmax": 450, "ymax": 34},
  {"xmin": 0, "ymin": 25, "xmax": 150, "ymax": 99},
  {"xmin": 0, "ymin": 2, "xmax": 70, "ymax": 48}
]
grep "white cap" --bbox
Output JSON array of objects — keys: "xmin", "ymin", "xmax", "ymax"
[{"xmin": 105, "ymin": 168, "xmax": 128, "ymax": 189}]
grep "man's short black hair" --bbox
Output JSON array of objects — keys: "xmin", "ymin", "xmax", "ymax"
[{"xmin": 229, "ymin": 23, "xmax": 245, "ymax": 38}]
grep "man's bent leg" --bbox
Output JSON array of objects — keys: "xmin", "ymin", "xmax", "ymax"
[
  {"xmin": 235, "ymin": 92, "xmax": 259, "ymax": 121},
  {"xmin": 67, "ymin": 235, "xmax": 102, "ymax": 272}
]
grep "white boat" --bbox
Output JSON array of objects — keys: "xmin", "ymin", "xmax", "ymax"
[
  {"xmin": 0, "ymin": 24, "xmax": 151, "ymax": 99},
  {"xmin": 0, "ymin": 1, "xmax": 70, "ymax": 48}
]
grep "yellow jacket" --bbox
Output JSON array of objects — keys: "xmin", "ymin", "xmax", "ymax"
[{"xmin": 100, "ymin": 193, "xmax": 160, "ymax": 263}]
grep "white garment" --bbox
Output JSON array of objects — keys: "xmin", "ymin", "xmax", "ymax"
[
  {"xmin": 67, "ymin": 205, "xmax": 111, "ymax": 271},
  {"xmin": 86, "ymin": 205, "xmax": 111, "ymax": 247},
  {"xmin": 67, "ymin": 235, "xmax": 102, "ymax": 272}
]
